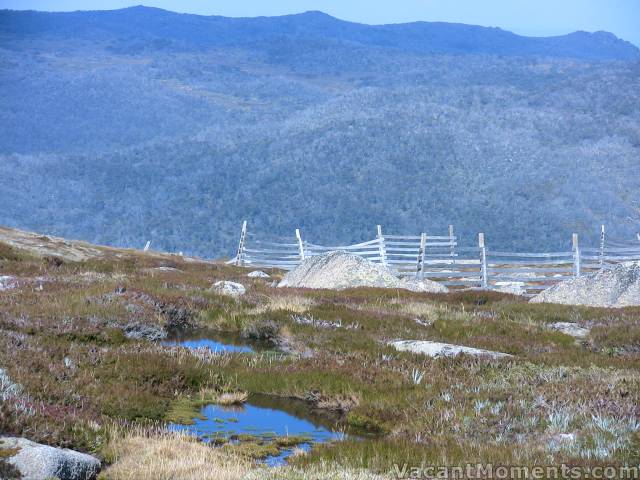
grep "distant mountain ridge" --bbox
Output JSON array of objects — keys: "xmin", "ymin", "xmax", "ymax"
[
  {"xmin": 0, "ymin": 6, "xmax": 639, "ymax": 257},
  {"xmin": 1, "ymin": 6, "xmax": 639, "ymax": 61}
]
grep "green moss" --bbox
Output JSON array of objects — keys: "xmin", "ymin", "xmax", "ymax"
[
  {"xmin": 346, "ymin": 413, "xmax": 387, "ymax": 435},
  {"xmin": 274, "ymin": 435, "xmax": 312, "ymax": 448},
  {"xmin": 231, "ymin": 434, "xmax": 259, "ymax": 442},
  {"xmin": 164, "ymin": 398, "xmax": 206, "ymax": 425},
  {"xmin": 224, "ymin": 441, "xmax": 281, "ymax": 459}
]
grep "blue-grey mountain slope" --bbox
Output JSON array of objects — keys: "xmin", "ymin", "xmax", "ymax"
[{"xmin": 0, "ymin": 7, "xmax": 639, "ymax": 255}]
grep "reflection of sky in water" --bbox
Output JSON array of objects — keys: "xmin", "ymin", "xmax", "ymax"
[
  {"xmin": 169, "ymin": 402, "xmax": 346, "ymax": 466},
  {"xmin": 163, "ymin": 337, "xmax": 253, "ymax": 353}
]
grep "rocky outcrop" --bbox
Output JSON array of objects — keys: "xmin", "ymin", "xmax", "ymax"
[
  {"xmin": 278, "ymin": 251, "xmax": 448, "ymax": 293},
  {"xmin": 0, "ymin": 368, "xmax": 21, "ymax": 401},
  {"xmin": 0, "ymin": 437, "xmax": 101, "ymax": 480},
  {"xmin": 162, "ymin": 305, "xmax": 194, "ymax": 332},
  {"xmin": 211, "ymin": 280, "xmax": 246, "ymax": 297},
  {"xmin": 123, "ymin": 322, "xmax": 167, "ymax": 341},
  {"xmin": 530, "ymin": 262, "xmax": 640, "ymax": 307},
  {"xmin": 0, "ymin": 226, "xmax": 104, "ymax": 262},
  {"xmin": 390, "ymin": 340, "xmax": 512, "ymax": 359}
]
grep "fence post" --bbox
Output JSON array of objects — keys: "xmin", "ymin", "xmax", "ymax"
[
  {"xmin": 377, "ymin": 225, "xmax": 387, "ymax": 267},
  {"xmin": 449, "ymin": 224, "xmax": 456, "ymax": 267},
  {"xmin": 599, "ymin": 225, "xmax": 605, "ymax": 269},
  {"xmin": 449, "ymin": 225, "xmax": 455, "ymax": 262},
  {"xmin": 416, "ymin": 232, "xmax": 426, "ymax": 280},
  {"xmin": 235, "ymin": 220, "xmax": 247, "ymax": 267},
  {"xmin": 479, "ymin": 233, "xmax": 488, "ymax": 288},
  {"xmin": 295, "ymin": 228, "xmax": 305, "ymax": 263},
  {"xmin": 572, "ymin": 233, "xmax": 581, "ymax": 278}
]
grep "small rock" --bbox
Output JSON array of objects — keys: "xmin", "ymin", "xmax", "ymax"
[
  {"xmin": 63, "ymin": 357, "xmax": 76, "ymax": 369},
  {"xmin": 548, "ymin": 322, "xmax": 590, "ymax": 338},
  {"xmin": 291, "ymin": 314, "xmax": 342, "ymax": 329},
  {"xmin": 403, "ymin": 279, "xmax": 449, "ymax": 294},
  {"xmin": 0, "ymin": 275, "xmax": 16, "ymax": 291},
  {"xmin": 0, "ymin": 368, "xmax": 22, "ymax": 401},
  {"xmin": 555, "ymin": 432, "xmax": 576, "ymax": 443},
  {"xmin": 390, "ymin": 340, "xmax": 512, "ymax": 359},
  {"xmin": 414, "ymin": 317, "xmax": 433, "ymax": 327},
  {"xmin": 123, "ymin": 323, "xmax": 167, "ymax": 341},
  {"xmin": 114, "ymin": 286, "xmax": 126, "ymax": 295},
  {"xmin": 493, "ymin": 281, "xmax": 527, "ymax": 296},
  {"xmin": 247, "ymin": 270, "xmax": 270, "ymax": 279},
  {"xmin": 211, "ymin": 281, "xmax": 246, "ymax": 297},
  {"xmin": 0, "ymin": 436, "xmax": 101, "ymax": 480}
]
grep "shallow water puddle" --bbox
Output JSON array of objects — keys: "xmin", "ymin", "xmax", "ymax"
[
  {"xmin": 169, "ymin": 395, "xmax": 348, "ymax": 466},
  {"xmin": 163, "ymin": 330, "xmax": 257, "ymax": 353}
]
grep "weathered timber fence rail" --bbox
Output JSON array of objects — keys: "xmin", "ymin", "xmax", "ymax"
[{"xmin": 230, "ymin": 222, "xmax": 640, "ymax": 296}]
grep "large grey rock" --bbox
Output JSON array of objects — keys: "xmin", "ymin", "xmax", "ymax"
[
  {"xmin": 278, "ymin": 251, "xmax": 448, "ymax": 293},
  {"xmin": 0, "ymin": 437, "xmax": 100, "ymax": 480},
  {"xmin": 211, "ymin": 280, "xmax": 246, "ymax": 297},
  {"xmin": 530, "ymin": 262, "xmax": 640, "ymax": 307},
  {"xmin": 390, "ymin": 340, "xmax": 512, "ymax": 359}
]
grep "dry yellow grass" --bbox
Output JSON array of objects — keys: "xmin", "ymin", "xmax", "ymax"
[
  {"xmin": 391, "ymin": 300, "xmax": 439, "ymax": 319},
  {"xmin": 100, "ymin": 431, "xmax": 251, "ymax": 480},
  {"xmin": 251, "ymin": 295, "xmax": 316, "ymax": 314},
  {"xmin": 100, "ymin": 428, "xmax": 388, "ymax": 480},
  {"xmin": 354, "ymin": 298, "xmax": 440, "ymax": 320}
]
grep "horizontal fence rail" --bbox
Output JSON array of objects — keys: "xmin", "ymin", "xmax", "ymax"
[{"xmin": 229, "ymin": 222, "xmax": 640, "ymax": 296}]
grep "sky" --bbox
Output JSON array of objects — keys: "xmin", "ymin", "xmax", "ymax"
[{"xmin": 1, "ymin": 0, "xmax": 639, "ymax": 47}]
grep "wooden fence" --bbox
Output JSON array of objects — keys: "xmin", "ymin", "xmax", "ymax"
[{"xmin": 230, "ymin": 222, "xmax": 640, "ymax": 295}]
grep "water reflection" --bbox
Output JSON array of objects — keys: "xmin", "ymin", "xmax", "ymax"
[{"xmin": 169, "ymin": 394, "xmax": 349, "ymax": 466}]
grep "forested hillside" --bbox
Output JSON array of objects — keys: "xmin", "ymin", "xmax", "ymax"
[{"xmin": 1, "ymin": 6, "xmax": 639, "ymax": 256}]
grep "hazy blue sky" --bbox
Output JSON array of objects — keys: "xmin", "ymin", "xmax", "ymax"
[{"xmin": 2, "ymin": 0, "xmax": 639, "ymax": 46}]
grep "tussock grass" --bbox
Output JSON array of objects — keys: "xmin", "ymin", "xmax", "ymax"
[
  {"xmin": 101, "ymin": 425, "xmax": 387, "ymax": 479},
  {"xmin": 100, "ymin": 428, "xmax": 251, "ymax": 480},
  {"xmin": 215, "ymin": 391, "xmax": 249, "ymax": 406},
  {"xmin": 166, "ymin": 388, "xmax": 249, "ymax": 424},
  {"xmin": 389, "ymin": 300, "xmax": 439, "ymax": 319},
  {"xmin": 249, "ymin": 295, "xmax": 316, "ymax": 314}
]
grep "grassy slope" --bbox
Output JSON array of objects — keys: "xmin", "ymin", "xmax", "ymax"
[{"xmin": 1, "ymin": 229, "xmax": 639, "ymax": 477}]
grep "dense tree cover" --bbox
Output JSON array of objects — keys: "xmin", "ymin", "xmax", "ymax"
[{"xmin": 0, "ymin": 7, "xmax": 639, "ymax": 257}]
